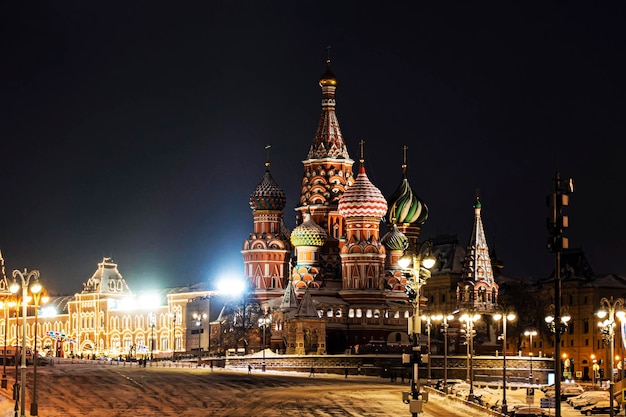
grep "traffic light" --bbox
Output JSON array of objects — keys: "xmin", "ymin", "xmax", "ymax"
[{"xmin": 547, "ymin": 173, "xmax": 573, "ymax": 253}]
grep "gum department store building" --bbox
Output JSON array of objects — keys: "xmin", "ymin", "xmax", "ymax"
[{"xmin": 1, "ymin": 61, "xmax": 624, "ymax": 383}]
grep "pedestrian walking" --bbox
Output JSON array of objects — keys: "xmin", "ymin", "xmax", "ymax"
[
  {"xmin": 309, "ymin": 366, "xmax": 315, "ymax": 377},
  {"xmin": 248, "ymin": 364, "xmax": 252, "ymax": 375},
  {"xmin": 344, "ymin": 367, "xmax": 349, "ymax": 379}
]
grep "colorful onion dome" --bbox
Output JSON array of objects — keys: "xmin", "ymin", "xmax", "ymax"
[
  {"xmin": 319, "ymin": 59, "xmax": 337, "ymax": 87},
  {"xmin": 249, "ymin": 164, "xmax": 286, "ymax": 211},
  {"xmin": 381, "ymin": 224, "xmax": 409, "ymax": 252},
  {"xmin": 385, "ymin": 174, "xmax": 428, "ymax": 225},
  {"xmin": 338, "ymin": 166, "xmax": 388, "ymax": 218},
  {"xmin": 290, "ymin": 212, "xmax": 327, "ymax": 247}
]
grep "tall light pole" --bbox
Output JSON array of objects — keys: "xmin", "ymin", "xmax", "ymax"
[
  {"xmin": 596, "ymin": 297, "xmax": 624, "ymax": 417},
  {"xmin": 398, "ymin": 242, "xmax": 436, "ymax": 417},
  {"xmin": 431, "ymin": 313, "xmax": 453, "ymax": 393},
  {"xmin": 30, "ymin": 288, "xmax": 47, "ymax": 416},
  {"xmin": 421, "ymin": 315, "xmax": 433, "ymax": 381},
  {"xmin": 171, "ymin": 313, "xmax": 176, "ymax": 360},
  {"xmin": 494, "ymin": 311, "xmax": 516, "ymax": 414},
  {"xmin": 524, "ymin": 330, "xmax": 537, "ymax": 385},
  {"xmin": 258, "ymin": 313, "xmax": 271, "ymax": 372},
  {"xmin": 545, "ymin": 304, "xmax": 571, "ymax": 417},
  {"xmin": 11, "ymin": 269, "xmax": 41, "ymax": 417},
  {"xmin": 1, "ymin": 298, "xmax": 9, "ymax": 389},
  {"xmin": 460, "ymin": 312, "xmax": 480, "ymax": 401},
  {"xmin": 149, "ymin": 313, "xmax": 156, "ymax": 362}
]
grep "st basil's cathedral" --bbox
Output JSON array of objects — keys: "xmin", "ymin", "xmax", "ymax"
[{"xmin": 241, "ymin": 58, "xmax": 500, "ymax": 355}]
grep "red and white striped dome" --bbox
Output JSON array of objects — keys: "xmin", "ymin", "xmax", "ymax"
[{"xmin": 338, "ymin": 166, "xmax": 387, "ymax": 219}]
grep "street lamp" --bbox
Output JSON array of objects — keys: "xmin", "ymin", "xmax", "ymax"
[
  {"xmin": 149, "ymin": 313, "xmax": 156, "ymax": 362},
  {"xmin": 398, "ymin": 241, "xmax": 436, "ymax": 417},
  {"xmin": 11, "ymin": 268, "xmax": 41, "ymax": 417},
  {"xmin": 1, "ymin": 297, "xmax": 9, "ymax": 389},
  {"xmin": 258, "ymin": 313, "xmax": 271, "ymax": 372},
  {"xmin": 421, "ymin": 315, "xmax": 434, "ymax": 381},
  {"xmin": 524, "ymin": 330, "xmax": 537, "ymax": 385},
  {"xmin": 545, "ymin": 303, "xmax": 571, "ymax": 417},
  {"xmin": 494, "ymin": 312, "xmax": 516, "ymax": 414},
  {"xmin": 171, "ymin": 313, "xmax": 177, "ymax": 360},
  {"xmin": 192, "ymin": 312, "xmax": 207, "ymax": 365},
  {"xmin": 596, "ymin": 297, "xmax": 625, "ymax": 417},
  {"xmin": 430, "ymin": 313, "xmax": 453, "ymax": 393},
  {"xmin": 30, "ymin": 288, "xmax": 48, "ymax": 416},
  {"xmin": 460, "ymin": 312, "xmax": 480, "ymax": 401}
]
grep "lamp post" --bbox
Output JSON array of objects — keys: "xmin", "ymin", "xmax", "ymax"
[
  {"xmin": 494, "ymin": 311, "xmax": 516, "ymax": 414},
  {"xmin": 30, "ymin": 289, "xmax": 47, "ymax": 416},
  {"xmin": 193, "ymin": 311, "xmax": 207, "ymax": 365},
  {"xmin": 596, "ymin": 297, "xmax": 624, "ymax": 417},
  {"xmin": 171, "ymin": 313, "xmax": 176, "ymax": 360},
  {"xmin": 11, "ymin": 269, "xmax": 41, "ymax": 417},
  {"xmin": 398, "ymin": 242, "xmax": 436, "ymax": 417},
  {"xmin": 524, "ymin": 330, "xmax": 537, "ymax": 385},
  {"xmin": 1, "ymin": 298, "xmax": 8, "ymax": 389},
  {"xmin": 431, "ymin": 313, "xmax": 453, "ymax": 393},
  {"xmin": 149, "ymin": 313, "xmax": 156, "ymax": 362},
  {"xmin": 545, "ymin": 304, "xmax": 571, "ymax": 417},
  {"xmin": 421, "ymin": 315, "xmax": 433, "ymax": 381},
  {"xmin": 460, "ymin": 312, "xmax": 480, "ymax": 401},
  {"xmin": 258, "ymin": 314, "xmax": 271, "ymax": 372}
]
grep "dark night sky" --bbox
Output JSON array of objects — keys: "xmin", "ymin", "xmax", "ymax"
[{"xmin": 1, "ymin": 1, "xmax": 625, "ymax": 295}]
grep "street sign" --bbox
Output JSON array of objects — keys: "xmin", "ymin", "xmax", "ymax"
[{"xmin": 540, "ymin": 397, "xmax": 556, "ymax": 408}]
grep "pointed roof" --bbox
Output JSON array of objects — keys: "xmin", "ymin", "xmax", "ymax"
[
  {"xmin": 338, "ymin": 165, "xmax": 388, "ymax": 219},
  {"xmin": 460, "ymin": 197, "xmax": 495, "ymax": 285},
  {"xmin": 295, "ymin": 290, "xmax": 319, "ymax": 318},
  {"xmin": 82, "ymin": 257, "xmax": 132, "ymax": 294},
  {"xmin": 280, "ymin": 281, "xmax": 298, "ymax": 311},
  {"xmin": 307, "ymin": 58, "xmax": 350, "ymax": 160}
]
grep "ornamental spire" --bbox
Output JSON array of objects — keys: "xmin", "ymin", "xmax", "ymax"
[{"xmin": 307, "ymin": 52, "xmax": 350, "ymax": 160}]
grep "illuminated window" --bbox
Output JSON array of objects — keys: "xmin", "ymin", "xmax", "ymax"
[
  {"xmin": 374, "ymin": 309, "xmax": 380, "ymax": 319},
  {"xmin": 404, "ymin": 311, "xmax": 410, "ymax": 319},
  {"xmin": 349, "ymin": 309, "xmax": 355, "ymax": 318},
  {"xmin": 394, "ymin": 311, "xmax": 400, "ymax": 319},
  {"xmin": 356, "ymin": 309, "xmax": 362, "ymax": 318},
  {"xmin": 366, "ymin": 309, "xmax": 372, "ymax": 318},
  {"xmin": 335, "ymin": 309, "xmax": 342, "ymax": 318}
]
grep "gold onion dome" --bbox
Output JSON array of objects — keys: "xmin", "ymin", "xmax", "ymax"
[
  {"xmin": 249, "ymin": 165, "xmax": 286, "ymax": 211},
  {"xmin": 319, "ymin": 59, "xmax": 337, "ymax": 86},
  {"xmin": 338, "ymin": 166, "xmax": 388, "ymax": 219},
  {"xmin": 290, "ymin": 212, "xmax": 328, "ymax": 247},
  {"xmin": 385, "ymin": 173, "xmax": 428, "ymax": 225},
  {"xmin": 381, "ymin": 224, "xmax": 409, "ymax": 252}
]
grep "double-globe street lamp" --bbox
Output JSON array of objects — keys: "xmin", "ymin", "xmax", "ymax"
[
  {"xmin": 10, "ymin": 269, "xmax": 41, "ymax": 417},
  {"xmin": 258, "ymin": 314, "xmax": 271, "ymax": 372},
  {"xmin": 398, "ymin": 242, "xmax": 436, "ymax": 417},
  {"xmin": 460, "ymin": 312, "xmax": 480, "ymax": 401},
  {"xmin": 596, "ymin": 297, "xmax": 625, "ymax": 417},
  {"xmin": 494, "ymin": 311, "xmax": 516, "ymax": 415},
  {"xmin": 524, "ymin": 330, "xmax": 537, "ymax": 385},
  {"xmin": 1, "ymin": 296, "xmax": 10, "ymax": 389},
  {"xmin": 29, "ymin": 287, "xmax": 48, "ymax": 416},
  {"xmin": 431, "ymin": 313, "xmax": 454, "ymax": 393},
  {"xmin": 545, "ymin": 303, "xmax": 571, "ymax": 417}
]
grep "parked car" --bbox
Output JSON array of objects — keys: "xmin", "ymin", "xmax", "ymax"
[
  {"xmin": 570, "ymin": 392, "xmax": 609, "ymax": 409},
  {"xmin": 511, "ymin": 405, "xmax": 548, "ymax": 417},
  {"xmin": 580, "ymin": 400, "xmax": 620, "ymax": 415},
  {"xmin": 561, "ymin": 384, "xmax": 585, "ymax": 398}
]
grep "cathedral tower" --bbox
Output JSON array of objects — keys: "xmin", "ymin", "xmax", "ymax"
[
  {"xmin": 242, "ymin": 157, "xmax": 291, "ymax": 301},
  {"xmin": 296, "ymin": 58, "xmax": 355, "ymax": 285},
  {"xmin": 457, "ymin": 197, "xmax": 499, "ymax": 311}
]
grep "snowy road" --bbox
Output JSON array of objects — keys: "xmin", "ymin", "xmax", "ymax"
[{"xmin": 0, "ymin": 361, "xmax": 579, "ymax": 416}]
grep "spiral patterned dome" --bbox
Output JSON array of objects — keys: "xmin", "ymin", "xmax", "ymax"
[
  {"xmin": 381, "ymin": 224, "xmax": 409, "ymax": 252},
  {"xmin": 249, "ymin": 166, "xmax": 286, "ymax": 211},
  {"xmin": 385, "ymin": 174, "xmax": 428, "ymax": 225},
  {"xmin": 338, "ymin": 166, "xmax": 388, "ymax": 219},
  {"xmin": 291, "ymin": 212, "xmax": 327, "ymax": 247}
]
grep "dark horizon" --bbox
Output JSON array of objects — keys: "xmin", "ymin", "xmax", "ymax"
[{"xmin": 1, "ymin": 1, "xmax": 625, "ymax": 295}]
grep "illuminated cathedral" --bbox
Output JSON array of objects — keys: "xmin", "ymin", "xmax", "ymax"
[{"xmin": 241, "ymin": 58, "xmax": 500, "ymax": 354}]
